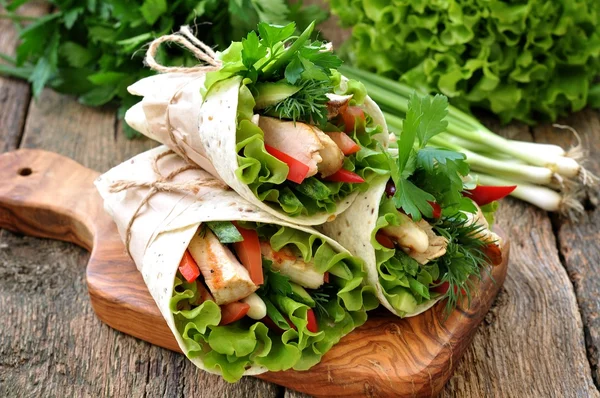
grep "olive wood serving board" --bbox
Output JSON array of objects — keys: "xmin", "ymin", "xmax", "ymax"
[{"xmin": 0, "ymin": 149, "xmax": 509, "ymax": 397}]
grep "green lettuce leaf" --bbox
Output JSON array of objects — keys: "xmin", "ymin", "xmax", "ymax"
[{"xmin": 331, "ymin": 0, "xmax": 600, "ymax": 124}]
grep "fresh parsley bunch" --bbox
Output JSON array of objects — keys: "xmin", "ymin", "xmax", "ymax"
[
  {"xmin": 389, "ymin": 93, "xmax": 475, "ymax": 221},
  {"xmin": 0, "ymin": 0, "xmax": 327, "ymax": 137},
  {"xmin": 330, "ymin": 0, "xmax": 600, "ymax": 124}
]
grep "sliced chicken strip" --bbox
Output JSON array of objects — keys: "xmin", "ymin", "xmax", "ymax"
[
  {"xmin": 463, "ymin": 205, "xmax": 502, "ymax": 247},
  {"xmin": 381, "ymin": 213, "xmax": 430, "ymax": 254},
  {"xmin": 187, "ymin": 229, "xmax": 257, "ymax": 305},
  {"xmin": 313, "ymin": 127, "xmax": 344, "ymax": 177},
  {"xmin": 259, "ymin": 117, "xmax": 323, "ymax": 178},
  {"xmin": 326, "ymin": 93, "xmax": 353, "ymax": 119},
  {"xmin": 260, "ymin": 241, "xmax": 324, "ymax": 289},
  {"xmin": 410, "ymin": 220, "xmax": 448, "ymax": 265}
]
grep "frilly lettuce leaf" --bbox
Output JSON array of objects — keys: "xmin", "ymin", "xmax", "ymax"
[
  {"xmin": 170, "ymin": 225, "xmax": 378, "ymax": 382},
  {"xmin": 370, "ymin": 194, "xmax": 439, "ymax": 316},
  {"xmin": 233, "ymin": 76, "xmax": 389, "ymax": 217},
  {"xmin": 331, "ymin": 0, "xmax": 600, "ymax": 124}
]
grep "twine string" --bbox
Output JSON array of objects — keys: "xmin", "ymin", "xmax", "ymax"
[
  {"xmin": 108, "ymin": 150, "xmax": 228, "ymax": 256},
  {"xmin": 145, "ymin": 26, "xmax": 222, "ymax": 73}
]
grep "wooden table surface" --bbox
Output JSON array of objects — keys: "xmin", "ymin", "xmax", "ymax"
[{"xmin": 1, "ymin": 5, "xmax": 600, "ymax": 398}]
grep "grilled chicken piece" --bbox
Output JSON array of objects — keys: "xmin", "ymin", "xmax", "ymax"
[
  {"xmin": 187, "ymin": 230, "xmax": 257, "ymax": 305},
  {"xmin": 259, "ymin": 117, "xmax": 323, "ymax": 178},
  {"xmin": 410, "ymin": 220, "xmax": 448, "ymax": 265},
  {"xmin": 463, "ymin": 205, "xmax": 503, "ymax": 247},
  {"xmin": 313, "ymin": 128, "xmax": 344, "ymax": 177},
  {"xmin": 260, "ymin": 241, "xmax": 324, "ymax": 289},
  {"xmin": 326, "ymin": 93, "xmax": 353, "ymax": 119},
  {"xmin": 382, "ymin": 213, "xmax": 430, "ymax": 254}
]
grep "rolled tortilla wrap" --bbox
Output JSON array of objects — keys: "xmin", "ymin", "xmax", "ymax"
[
  {"xmin": 95, "ymin": 146, "xmax": 377, "ymax": 382},
  {"xmin": 320, "ymin": 175, "xmax": 503, "ymax": 318},
  {"xmin": 125, "ymin": 37, "xmax": 389, "ymax": 226}
]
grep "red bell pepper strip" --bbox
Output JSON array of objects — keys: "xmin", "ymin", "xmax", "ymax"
[
  {"xmin": 178, "ymin": 250, "xmax": 200, "ymax": 282},
  {"xmin": 324, "ymin": 168, "xmax": 365, "ymax": 184},
  {"xmin": 464, "ymin": 185, "xmax": 517, "ymax": 206},
  {"xmin": 306, "ymin": 309, "xmax": 319, "ymax": 333},
  {"xmin": 265, "ymin": 144, "xmax": 310, "ymax": 184},
  {"xmin": 327, "ymin": 132, "xmax": 361, "ymax": 155},
  {"xmin": 232, "ymin": 223, "xmax": 264, "ymax": 285},
  {"xmin": 219, "ymin": 302, "xmax": 250, "ymax": 325},
  {"xmin": 428, "ymin": 201, "xmax": 442, "ymax": 218},
  {"xmin": 483, "ymin": 243, "xmax": 503, "ymax": 266},
  {"xmin": 341, "ymin": 106, "xmax": 366, "ymax": 134},
  {"xmin": 375, "ymin": 231, "xmax": 395, "ymax": 249}
]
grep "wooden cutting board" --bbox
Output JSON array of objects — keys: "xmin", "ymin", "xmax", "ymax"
[{"xmin": 0, "ymin": 149, "xmax": 509, "ymax": 397}]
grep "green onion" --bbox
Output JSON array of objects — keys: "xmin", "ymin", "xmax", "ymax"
[{"xmin": 340, "ymin": 65, "xmax": 594, "ymax": 217}]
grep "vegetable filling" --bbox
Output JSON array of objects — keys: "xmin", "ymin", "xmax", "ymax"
[
  {"xmin": 170, "ymin": 221, "xmax": 378, "ymax": 382},
  {"xmin": 203, "ymin": 23, "xmax": 389, "ymax": 217}
]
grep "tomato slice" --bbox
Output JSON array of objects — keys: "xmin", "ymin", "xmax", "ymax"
[
  {"xmin": 323, "ymin": 168, "xmax": 365, "ymax": 183},
  {"xmin": 306, "ymin": 309, "xmax": 319, "ymax": 333},
  {"xmin": 464, "ymin": 185, "xmax": 517, "ymax": 206},
  {"xmin": 375, "ymin": 231, "xmax": 395, "ymax": 249},
  {"xmin": 178, "ymin": 250, "xmax": 200, "ymax": 282},
  {"xmin": 220, "ymin": 302, "xmax": 250, "ymax": 325},
  {"xmin": 264, "ymin": 144, "xmax": 310, "ymax": 184},
  {"xmin": 232, "ymin": 223, "xmax": 264, "ymax": 285},
  {"xmin": 323, "ymin": 272, "xmax": 330, "ymax": 283},
  {"xmin": 341, "ymin": 106, "xmax": 366, "ymax": 134},
  {"xmin": 428, "ymin": 201, "xmax": 442, "ymax": 218},
  {"xmin": 483, "ymin": 243, "xmax": 503, "ymax": 266},
  {"xmin": 327, "ymin": 132, "xmax": 360, "ymax": 155}
]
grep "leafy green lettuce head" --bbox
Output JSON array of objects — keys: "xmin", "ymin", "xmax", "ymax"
[{"xmin": 330, "ymin": 0, "xmax": 600, "ymax": 124}]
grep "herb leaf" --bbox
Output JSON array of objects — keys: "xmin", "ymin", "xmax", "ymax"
[
  {"xmin": 205, "ymin": 221, "xmax": 244, "ymax": 244},
  {"xmin": 394, "ymin": 179, "xmax": 435, "ymax": 220}
]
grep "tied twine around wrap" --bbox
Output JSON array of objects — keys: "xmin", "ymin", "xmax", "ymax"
[
  {"xmin": 108, "ymin": 150, "xmax": 229, "ymax": 257},
  {"xmin": 144, "ymin": 26, "xmax": 223, "ymax": 165}
]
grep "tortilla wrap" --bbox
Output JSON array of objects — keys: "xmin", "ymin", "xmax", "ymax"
[
  {"xmin": 320, "ymin": 175, "xmax": 441, "ymax": 317},
  {"xmin": 125, "ymin": 73, "xmax": 388, "ymax": 226},
  {"xmin": 95, "ymin": 146, "xmax": 375, "ymax": 380}
]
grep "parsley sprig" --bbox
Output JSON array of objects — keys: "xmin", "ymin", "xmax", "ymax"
[{"xmin": 389, "ymin": 93, "xmax": 473, "ymax": 220}]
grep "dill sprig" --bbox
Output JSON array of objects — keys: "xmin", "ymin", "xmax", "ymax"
[
  {"xmin": 264, "ymin": 80, "xmax": 332, "ymax": 127},
  {"xmin": 311, "ymin": 284, "xmax": 337, "ymax": 318},
  {"xmin": 432, "ymin": 214, "xmax": 493, "ymax": 315}
]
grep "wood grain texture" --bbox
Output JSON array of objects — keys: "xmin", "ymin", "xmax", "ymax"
[
  {"xmin": 0, "ymin": 148, "xmax": 509, "ymax": 398},
  {"xmin": 439, "ymin": 120, "xmax": 599, "ymax": 397},
  {"xmin": 533, "ymin": 109, "xmax": 600, "ymax": 387},
  {"xmin": 0, "ymin": 92, "xmax": 279, "ymax": 398}
]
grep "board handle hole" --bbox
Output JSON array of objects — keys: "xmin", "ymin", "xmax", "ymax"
[{"xmin": 18, "ymin": 167, "xmax": 32, "ymax": 176}]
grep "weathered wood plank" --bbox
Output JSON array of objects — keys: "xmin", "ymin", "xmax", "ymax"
[
  {"xmin": 439, "ymin": 122, "xmax": 599, "ymax": 397},
  {"xmin": 533, "ymin": 108, "xmax": 600, "ymax": 387},
  {"xmin": 0, "ymin": 90, "xmax": 279, "ymax": 397},
  {"xmin": 0, "ymin": 3, "xmax": 46, "ymax": 152}
]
